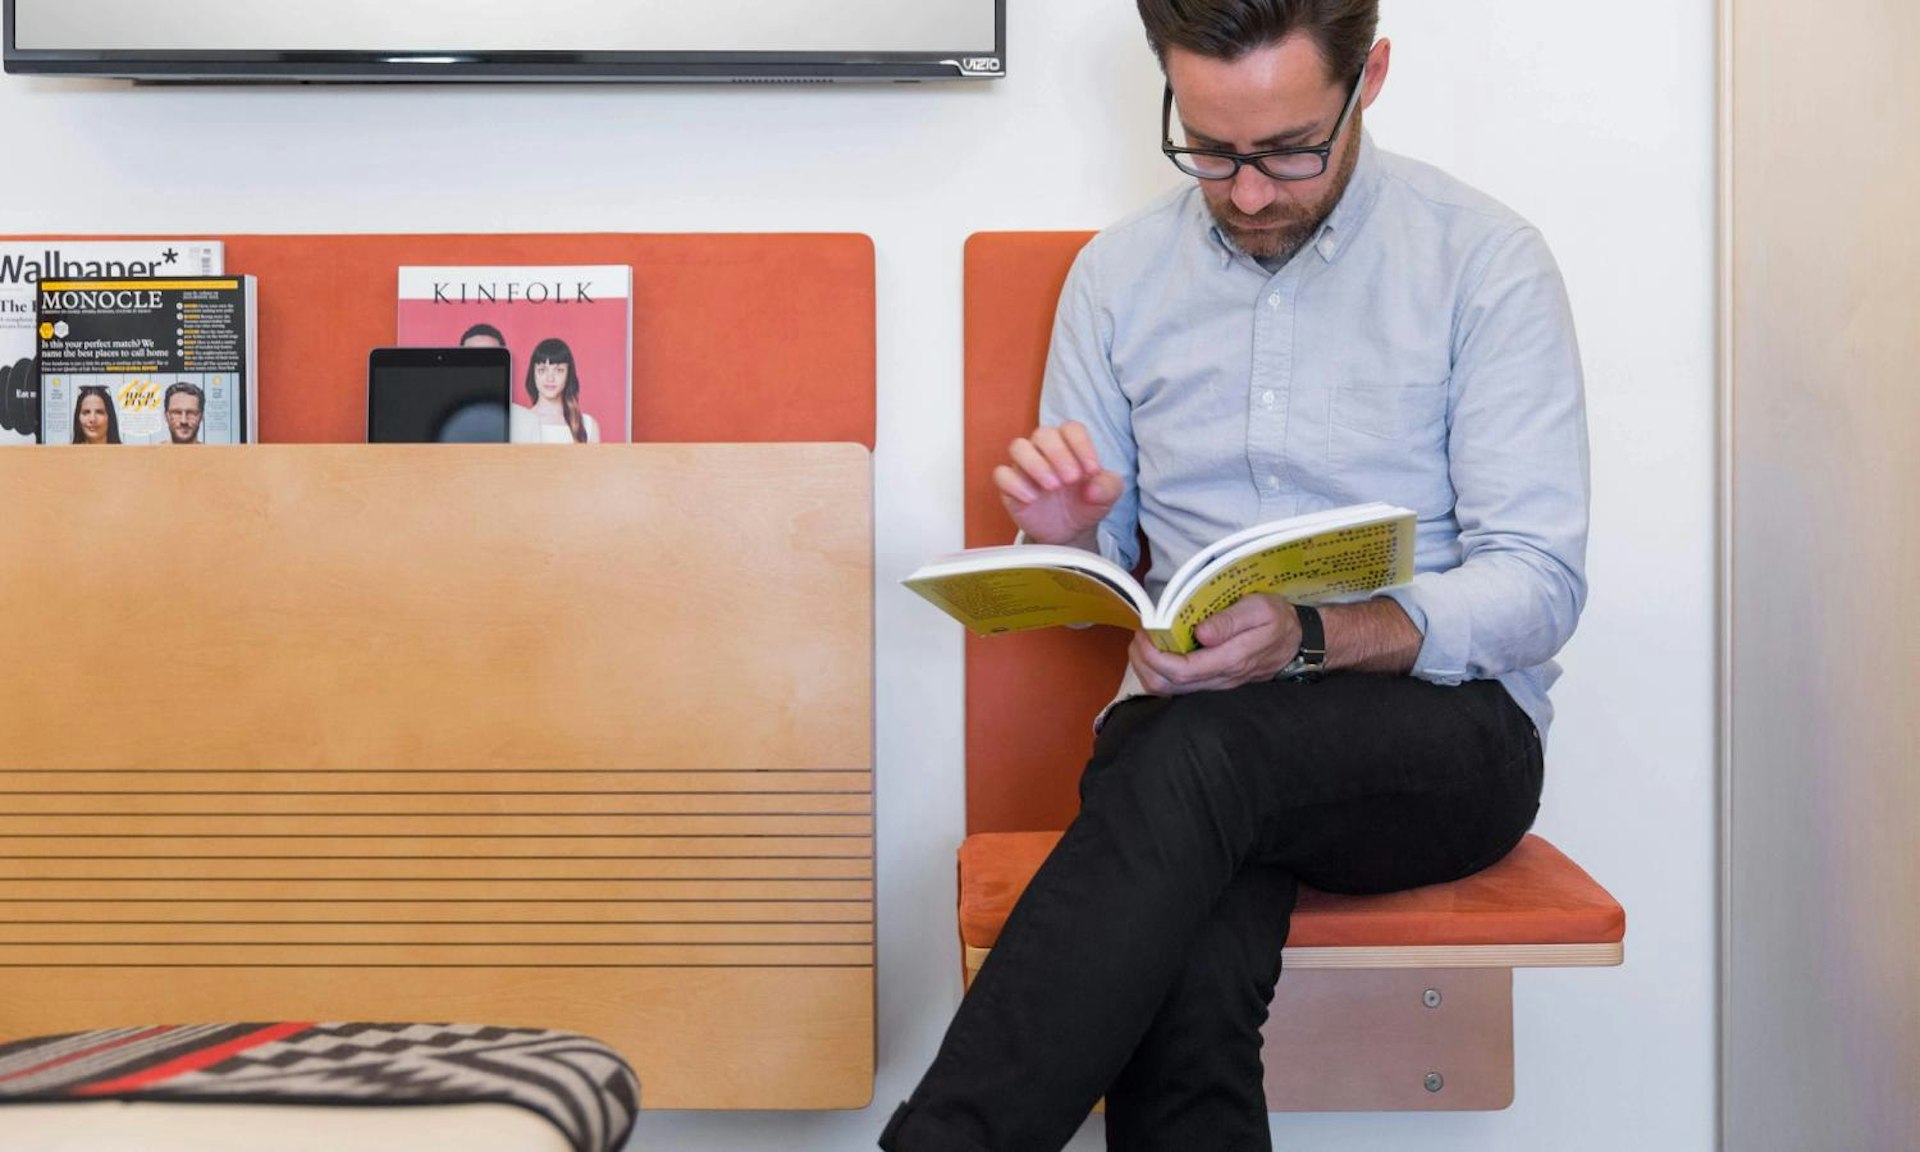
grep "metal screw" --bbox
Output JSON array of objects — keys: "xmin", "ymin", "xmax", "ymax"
[
  {"xmin": 1422, "ymin": 988, "xmax": 1442, "ymax": 1009},
  {"xmin": 1424, "ymin": 1072, "xmax": 1445, "ymax": 1094}
]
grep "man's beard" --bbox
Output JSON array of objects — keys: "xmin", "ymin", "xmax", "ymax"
[{"xmin": 1208, "ymin": 114, "xmax": 1363, "ymax": 264}]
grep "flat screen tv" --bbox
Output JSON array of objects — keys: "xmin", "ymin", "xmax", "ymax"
[{"xmin": 3, "ymin": 0, "xmax": 1005, "ymax": 83}]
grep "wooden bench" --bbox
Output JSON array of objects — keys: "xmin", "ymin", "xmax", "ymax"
[{"xmin": 958, "ymin": 231, "xmax": 1625, "ymax": 1110}]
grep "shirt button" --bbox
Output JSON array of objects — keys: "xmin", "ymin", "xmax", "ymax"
[
  {"xmin": 1267, "ymin": 293, "xmax": 1281, "ymax": 308},
  {"xmin": 1266, "ymin": 475, "xmax": 1280, "ymax": 490},
  {"xmin": 1261, "ymin": 390, "xmax": 1275, "ymax": 406}
]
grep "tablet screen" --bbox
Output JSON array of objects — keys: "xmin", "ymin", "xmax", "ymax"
[{"xmin": 367, "ymin": 348, "xmax": 511, "ymax": 443}]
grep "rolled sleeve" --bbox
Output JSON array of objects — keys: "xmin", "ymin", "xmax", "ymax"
[
  {"xmin": 1392, "ymin": 225, "xmax": 1589, "ymax": 685},
  {"xmin": 1038, "ymin": 244, "xmax": 1142, "ymax": 573}
]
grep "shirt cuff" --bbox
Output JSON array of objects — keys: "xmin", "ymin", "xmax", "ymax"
[
  {"xmin": 1094, "ymin": 664, "xmax": 1154, "ymax": 732},
  {"xmin": 1380, "ymin": 581, "xmax": 1471, "ymax": 686},
  {"xmin": 1093, "ymin": 527, "xmax": 1135, "ymax": 571}
]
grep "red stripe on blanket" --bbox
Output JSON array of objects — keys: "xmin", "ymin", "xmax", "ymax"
[
  {"xmin": 73, "ymin": 1022, "xmax": 314, "ymax": 1096},
  {"xmin": 0, "ymin": 1026, "xmax": 175, "ymax": 1086}
]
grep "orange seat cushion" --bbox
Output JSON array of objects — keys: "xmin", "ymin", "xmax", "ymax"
[{"xmin": 958, "ymin": 832, "xmax": 1625, "ymax": 952}]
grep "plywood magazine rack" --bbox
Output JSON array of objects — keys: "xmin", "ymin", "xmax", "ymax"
[
  {"xmin": 0, "ymin": 233, "xmax": 876, "ymax": 1111},
  {"xmin": 959, "ymin": 232, "xmax": 1624, "ymax": 1111}
]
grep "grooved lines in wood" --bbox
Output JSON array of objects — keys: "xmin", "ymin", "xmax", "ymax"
[
  {"xmin": 1, "ymin": 902, "xmax": 872, "ymax": 924},
  {"xmin": 0, "ymin": 446, "xmax": 876, "ymax": 973},
  {"xmin": 0, "ymin": 771, "xmax": 874, "ymax": 793},
  {"xmin": 0, "ymin": 836, "xmax": 869, "ymax": 858},
  {"xmin": 0, "ymin": 815, "xmax": 873, "ymax": 836},
  {"xmin": 0, "ymin": 772, "xmax": 876, "ymax": 963},
  {"xmin": 0, "ymin": 793, "xmax": 874, "ymax": 816}
]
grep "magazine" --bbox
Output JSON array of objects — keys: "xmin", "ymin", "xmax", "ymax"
[
  {"xmin": 36, "ymin": 276, "xmax": 258, "ymax": 445},
  {"xmin": 905, "ymin": 502, "xmax": 1416, "ymax": 654},
  {"xmin": 396, "ymin": 265, "xmax": 633, "ymax": 444},
  {"xmin": 0, "ymin": 241, "xmax": 223, "ymax": 444}
]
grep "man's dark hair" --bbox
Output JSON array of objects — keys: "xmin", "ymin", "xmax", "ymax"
[
  {"xmin": 163, "ymin": 381, "xmax": 204, "ymax": 412},
  {"xmin": 1137, "ymin": 0, "xmax": 1377, "ymax": 82}
]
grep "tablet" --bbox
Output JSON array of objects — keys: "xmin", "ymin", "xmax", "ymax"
[{"xmin": 366, "ymin": 347, "xmax": 511, "ymax": 443}]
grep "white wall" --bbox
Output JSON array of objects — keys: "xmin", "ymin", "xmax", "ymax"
[{"xmin": 0, "ymin": 1, "xmax": 1717, "ymax": 1148}]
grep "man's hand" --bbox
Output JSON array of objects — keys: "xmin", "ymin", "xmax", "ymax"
[
  {"xmin": 1129, "ymin": 594, "xmax": 1301, "ymax": 695},
  {"xmin": 1130, "ymin": 596, "xmax": 1426, "ymax": 695},
  {"xmin": 993, "ymin": 421, "xmax": 1123, "ymax": 549}
]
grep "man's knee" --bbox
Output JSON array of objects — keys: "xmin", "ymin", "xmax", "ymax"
[
  {"xmin": 1120, "ymin": 691, "xmax": 1277, "ymax": 795},
  {"xmin": 1172, "ymin": 919, "xmax": 1286, "ymax": 1026}
]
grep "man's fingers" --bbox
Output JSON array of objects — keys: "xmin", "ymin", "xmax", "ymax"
[
  {"xmin": 1134, "ymin": 603, "xmax": 1296, "ymax": 695},
  {"xmin": 1132, "ymin": 632, "xmax": 1230, "ymax": 694},
  {"xmin": 1133, "ymin": 663, "xmax": 1168, "ymax": 695},
  {"xmin": 992, "ymin": 463, "xmax": 1039, "ymax": 505},
  {"xmin": 1129, "ymin": 633, "xmax": 1178, "ymax": 693},
  {"xmin": 1172, "ymin": 640, "xmax": 1243, "ymax": 683},
  {"xmin": 1028, "ymin": 426, "xmax": 1084, "ymax": 485},
  {"xmin": 1192, "ymin": 600, "xmax": 1258, "ymax": 647},
  {"xmin": 1058, "ymin": 421, "xmax": 1104, "ymax": 474},
  {"xmin": 1080, "ymin": 469, "xmax": 1124, "ymax": 511},
  {"xmin": 1005, "ymin": 425, "xmax": 1115, "ymax": 513},
  {"xmin": 1006, "ymin": 438, "xmax": 1060, "ymax": 491},
  {"xmin": 1193, "ymin": 595, "xmax": 1289, "ymax": 648}
]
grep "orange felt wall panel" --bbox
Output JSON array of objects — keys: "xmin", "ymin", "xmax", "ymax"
[
  {"xmin": 961, "ymin": 231, "xmax": 1116, "ymax": 834},
  {"xmin": 10, "ymin": 233, "xmax": 875, "ymax": 447}
]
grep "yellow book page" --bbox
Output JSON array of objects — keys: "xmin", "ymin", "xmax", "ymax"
[
  {"xmin": 906, "ymin": 567, "xmax": 1144, "ymax": 637},
  {"xmin": 1153, "ymin": 518, "xmax": 1415, "ymax": 653}
]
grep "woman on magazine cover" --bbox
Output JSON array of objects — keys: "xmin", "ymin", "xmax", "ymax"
[
  {"xmin": 511, "ymin": 337, "xmax": 600, "ymax": 445},
  {"xmin": 71, "ymin": 386, "xmax": 122, "ymax": 445}
]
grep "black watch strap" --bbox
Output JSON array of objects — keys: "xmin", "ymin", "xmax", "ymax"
[{"xmin": 1280, "ymin": 603, "xmax": 1326, "ymax": 682}]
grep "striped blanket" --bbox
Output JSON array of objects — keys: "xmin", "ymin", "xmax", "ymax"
[{"xmin": 0, "ymin": 1022, "xmax": 638, "ymax": 1152}]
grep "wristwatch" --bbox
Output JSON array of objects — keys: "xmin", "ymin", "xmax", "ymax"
[{"xmin": 1277, "ymin": 603, "xmax": 1326, "ymax": 682}]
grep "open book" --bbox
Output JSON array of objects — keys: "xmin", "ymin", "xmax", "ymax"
[{"xmin": 905, "ymin": 502, "xmax": 1415, "ymax": 654}]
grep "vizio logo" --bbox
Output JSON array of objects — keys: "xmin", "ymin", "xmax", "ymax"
[{"xmin": 948, "ymin": 56, "xmax": 1003, "ymax": 77}]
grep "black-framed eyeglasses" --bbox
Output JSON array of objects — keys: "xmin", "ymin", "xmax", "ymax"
[{"xmin": 1161, "ymin": 66, "xmax": 1366, "ymax": 182}]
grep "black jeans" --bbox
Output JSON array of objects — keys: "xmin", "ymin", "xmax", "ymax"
[{"xmin": 881, "ymin": 673, "xmax": 1544, "ymax": 1152}]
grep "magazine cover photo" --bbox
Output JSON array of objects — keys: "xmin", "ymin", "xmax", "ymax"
[
  {"xmin": 36, "ymin": 275, "xmax": 254, "ymax": 445},
  {"xmin": 397, "ymin": 265, "xmax": 633, "ymax": 445}
]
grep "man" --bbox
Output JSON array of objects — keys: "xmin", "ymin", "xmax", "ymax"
[
  {"xmin": 882, "ymin": 3, "xmax": 1587, "ymax": 1151},
  {"xmin": 459, "ymin": 322, "xmax": 507, "ymax": 349},
  {"xmin": 163, "ymin": 382, "xmax": 204, "ymax": 445}
]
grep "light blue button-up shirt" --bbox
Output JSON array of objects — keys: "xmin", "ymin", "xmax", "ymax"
[{"xmin": 1039, "ymin": 134, "xmax": 1589, "ymax": 740}]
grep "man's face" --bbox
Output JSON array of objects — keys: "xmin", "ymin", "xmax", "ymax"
[
  {"xmin": 1166, "ymin": 35, "xmax": 1382, "ymax": 264},
  {"xmin": 166, "ymin": 392, "xmax": 203, "ymax": 443}
]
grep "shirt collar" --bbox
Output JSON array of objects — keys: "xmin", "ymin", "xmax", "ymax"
[
  {"xmin": 1198, "ymin": 130, "xmax": 1385, "ymax": 270},
  {"xmin": 1315, "ymin": 131, "xmax": 1383, "ymax": 262}
]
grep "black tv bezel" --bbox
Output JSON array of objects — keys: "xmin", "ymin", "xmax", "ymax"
[{"xmin": 1, "ymin": 0, "xmax": 1005, "ymax": 83}]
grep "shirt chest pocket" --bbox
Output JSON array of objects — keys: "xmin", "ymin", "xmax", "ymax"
[
  {"xmin": 1327, "ymin": 378, "xmax": 1454, "ymax": 509},
  {"xmin": 1330, "ymin": 378, "xmax": 1451, "ymax": 440}
]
